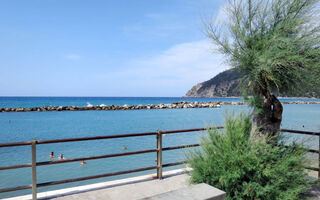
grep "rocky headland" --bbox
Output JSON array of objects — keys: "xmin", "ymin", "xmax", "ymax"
[
  {"xmin": 0, "ymin": 101, "xmax": 319, "ymax": 112},
  {"xmin": 185, "ymin": 68, "xmax": 320, "ymax": 98}
]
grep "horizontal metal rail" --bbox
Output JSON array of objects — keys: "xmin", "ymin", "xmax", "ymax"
[
  {"xmin": 37, "ymin": 165, "xmax": 157, "ymax": 188},
  {"xmin": 36, "ymin": 132, "xmax": 158, "ymax": 145},
  {"xmin": 0, "ymin": 132, "xmax": 158, "ymax": 148},
  {"xmin": 0, "ymin": 165, "xmax": 158, "ymax": 193},
  {"xmin": 0, "ymin": 163, "xmax": 186, "ymax": 193},
  {"xmin": 0, "ymin": 149, "xmax": 158, "ymax": 171},
  {"xmin": 305, "ymin": 166, "xmax": 320, "ymax": 172},
  {"xmin": 0, "ymin": 128, "xmax": 210, "ymax": 148},
  {"xmin": 163, "ymin": 144, "xmax": 200, "ymax": 151},
  {"xmin": 280, "ymin": 129, "xmax": 320, "ymax": 136},
  {"xmin": 163, "ymin": 161, "xmax": 186, "ymax": 168},
  {"xmin": 0, "ymin": 163, "xmax": 32, "ymax": 171},
  {"xmin": 161, "ymin": 127, "xmax": 223, "ymax": 135},
  {"xmin": 0, "ymin": 127, "xmax": 318, "ymax": 148},
  {"xmin": 282, "ymin": 145, "xmax": 319, "ymax": 154},
  {"xmin": 306, "ymin": 149, "xmax": 319, "ymax": 154},
  {"xmin": 37, "ymin": 149, "xmax": 157, "ymax": 166},
  {"xmin": 0, "ymin": 185, "xmax": 32, "ymax": 193},
  {"xmin": 0, "ymin": 141, "xmax": 32, "ymax": 148}
]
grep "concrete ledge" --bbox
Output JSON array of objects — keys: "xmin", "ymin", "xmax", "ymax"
[{"xmin": 139, "ymin": 183, "xmax": 226, "ymax": 200}]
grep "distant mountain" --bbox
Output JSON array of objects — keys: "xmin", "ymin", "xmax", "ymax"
[{"xmin": 185, "ymin": 68, "xmax": 319, "ymax": 98}]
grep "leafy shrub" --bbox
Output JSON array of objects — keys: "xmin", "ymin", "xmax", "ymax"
[{"xmin": 187, "ymin": 112, "xmax": 311, "ymax": 200}]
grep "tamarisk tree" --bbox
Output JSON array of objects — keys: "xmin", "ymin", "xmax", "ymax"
[{"xmin": 206, "ymin": 0, "xmax": 320, "ymax": 137}]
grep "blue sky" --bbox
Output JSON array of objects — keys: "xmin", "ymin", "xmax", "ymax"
[{"xmin": 0, "ymin": 0, "xmax": 229, "ymax": 97}]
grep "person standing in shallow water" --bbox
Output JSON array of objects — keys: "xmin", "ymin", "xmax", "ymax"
[{"xmin": 49, "ymin": 152, "xmax": 55, "ymax": 158}]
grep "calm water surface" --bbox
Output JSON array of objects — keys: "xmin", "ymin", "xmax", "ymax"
[{"xmin": 0, "ymin": 97, "xmax": 319, "ymax": 198}]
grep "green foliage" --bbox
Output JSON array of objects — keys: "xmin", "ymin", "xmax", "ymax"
[
  {"xmin": 242, "ymin": 92, "xmax": 264, "ymax": 114},
  {"xmin": 187, "ymin": 112, "xmax": 311, "ymax": 200},
  {"xmin": 206, "ymin": 0, "xmax": 320, "ymax": 98}
]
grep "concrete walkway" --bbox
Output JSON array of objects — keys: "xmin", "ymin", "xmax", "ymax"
[
  {"xmin": 5, "ymin": 169, "xmax": 191, "ymax": 200},
  {"xmin": 44, "ymin": 170, "xmax": 190, "ymax": 200},
  {"xmin": 48, "ymin": 174, "xmax": 189, "ymax": 200}
]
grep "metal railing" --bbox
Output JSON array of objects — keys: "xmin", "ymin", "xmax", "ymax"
[{"xmin": 0, "ymin": 127, "xmax": 319, "ymax": 199}]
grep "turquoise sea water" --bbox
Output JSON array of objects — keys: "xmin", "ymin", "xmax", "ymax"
[
  {"xmin": 0, "ymin": 97, "xmax": 244, "ymax": 108},
  {"xmin": 0, "ymin": 97, "xmax": 320, "ymax": 198},
  {"xmin": 0, "ymin": 96, "xmax": 318, "ymax": 108}
]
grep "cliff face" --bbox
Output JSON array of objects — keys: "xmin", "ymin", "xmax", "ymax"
[
  {"xmin": 185, "ymin": 69, "xmax": 243, "ymax": 97},
  {"xmin": 185, "ymin": 68, "xmax": 319, "ymax": 98}
]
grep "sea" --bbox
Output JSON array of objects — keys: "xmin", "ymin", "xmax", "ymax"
[{"xmin": 0, "ymin": 97, "xmax": 320, "ymax": 199}]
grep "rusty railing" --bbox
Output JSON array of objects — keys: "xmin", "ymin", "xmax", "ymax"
[{"xmin": 0, "ymin": 127, "xmax": 319, "ymax": 199}]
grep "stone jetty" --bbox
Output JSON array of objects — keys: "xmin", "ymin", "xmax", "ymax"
[{"xmin": 0, "ymin": 101, "xmax": 319, "ymax": 112}]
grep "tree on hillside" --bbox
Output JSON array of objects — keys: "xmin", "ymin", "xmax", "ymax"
[{"xmin": 206, "ymin": 0, "xmax": 320, "ymax": 138}]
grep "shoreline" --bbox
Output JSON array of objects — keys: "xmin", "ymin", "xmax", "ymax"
[{"xmin": 1, "ymin": 101, "xmax": 320, "ymax": 113}]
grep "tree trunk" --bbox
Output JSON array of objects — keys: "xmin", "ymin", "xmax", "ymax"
[{"xmin": 251, "ymin": 95, "xmax": 283, "ymax": 141}]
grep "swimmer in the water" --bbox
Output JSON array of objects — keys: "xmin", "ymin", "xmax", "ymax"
[
  {"xmin": 123, "ymin": 145, "xmax": 127, "ymax": 150},
  {"xmin": 80, "ymin": 160, "xmax": 87, "ymax": 165},
  {"xmin": 49, "ymin": 152, "xmax": 55, "ymax": 158},
  {"xmin": 59, "ymin": 154, "xmax": 64, "ymax": 159}
]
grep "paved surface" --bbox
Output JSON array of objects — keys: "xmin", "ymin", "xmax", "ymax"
[
  {"xmin": 43, "ymin": 173, "xmax": 190, "ymax": 200},
  {"xmin": 305, "ymin": 185, "xmax": 320, "ymax": 199},
  {"xmin": 140, "ymin": 183, "xmax": 226, "ymax": 200}
]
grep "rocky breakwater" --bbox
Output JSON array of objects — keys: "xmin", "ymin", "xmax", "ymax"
[
  {"xmin": 0, "ymin": 101, "xmax": 224, "ymax": 112},
  {"xmin": 0, "ymin": 101, "xmax": 319, "ymax": 112}
]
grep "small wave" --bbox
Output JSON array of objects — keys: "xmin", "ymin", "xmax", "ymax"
[{"xmin": 87, "ymin": 102, "xmax": 93, "ymax": 107}]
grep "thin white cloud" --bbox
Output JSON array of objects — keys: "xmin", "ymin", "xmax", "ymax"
[
  {"xmin": 65, "ymin": 54, "xmax": 81, "ymax": 61},
  {"xmin": 96, "ymin": 40, "xmax": 230, "ymax": 96},
  {"xmin": 132, "ymin": 40, "xmax": 230, "ymax": 84}
]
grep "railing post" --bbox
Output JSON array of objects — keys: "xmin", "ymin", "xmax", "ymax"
[
  {"xmin": 31, "ymin": 139, "xmax": 37, "ymax": 200},
  {"xmin": 318, "ymin": 135, "xmax": 320, "ymax": 181},
  {"xmin": 156, "ymin": 130, "xmax": 163, "ymax": 179}
]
